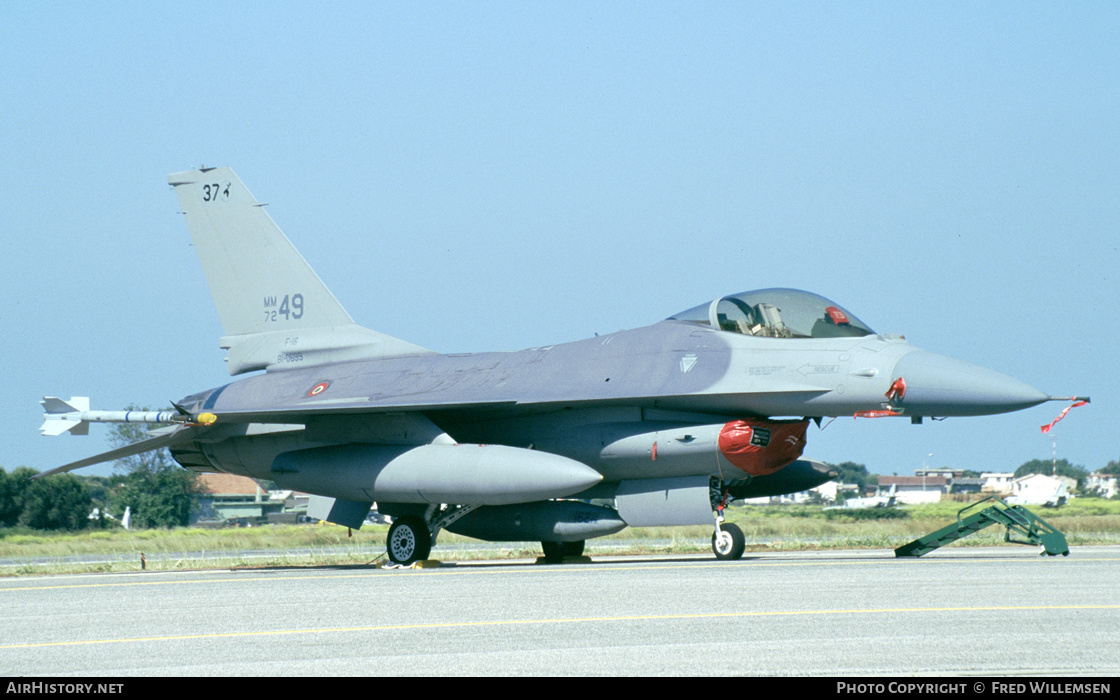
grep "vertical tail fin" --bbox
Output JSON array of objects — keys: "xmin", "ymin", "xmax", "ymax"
[{"xmin": 169, "ymin": 167, "xmax": 432, "ymax": 375}]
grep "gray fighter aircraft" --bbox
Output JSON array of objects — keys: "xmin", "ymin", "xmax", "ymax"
[{"xmin": 40, "ymin": 167, "xmax": 1086, "ymax": 564}]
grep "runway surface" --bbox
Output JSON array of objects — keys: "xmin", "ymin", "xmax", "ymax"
[{"xmin": 2, "ymin": 545, "xmax": 1117, "ymax": 676}]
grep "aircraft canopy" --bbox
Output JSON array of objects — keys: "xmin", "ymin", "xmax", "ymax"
[{"xmin": 667, "ymin": 288, "xmax": 875, "ymax": 339}]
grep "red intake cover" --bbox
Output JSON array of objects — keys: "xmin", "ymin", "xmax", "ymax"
[{"xmin": 718, "ymin": 419, "xmax": 809, "ymax": 476}]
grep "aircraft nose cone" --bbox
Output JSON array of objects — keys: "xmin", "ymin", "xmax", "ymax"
[{"xmin": 893, "ymin": 349, "xmax": 1049, "ymax": 417}]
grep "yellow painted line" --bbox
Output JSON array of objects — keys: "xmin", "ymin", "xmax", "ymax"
[{"xmin": 2, "ymin": 604, "xmax": 1118, "ymax": 651}]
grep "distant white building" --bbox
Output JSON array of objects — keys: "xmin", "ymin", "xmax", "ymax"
[
  {"xmin": 877, "ymin": 475, "xmax": 947, "ymax": 505},
  {"xmin": 980, "ymin": 472, "xmax": 1015, "ymax": 494},
  {"xmin": 1007, "ymin": 473, "xmax": 1073, "ymax": 506},
  {"xmin": 809, "ymin": 480, "xmax": 860, "ymax": 503},
  {"xmin": 1087, "ymin": 472, "xmax": 1119, "ymax": 499},
  {"xmin": 914, "ymin": 469, "xmax": 963, "ymax": 480},
  {"xmin": 813, "ymin": 480, "xmax": 838, "ymax": 501}
]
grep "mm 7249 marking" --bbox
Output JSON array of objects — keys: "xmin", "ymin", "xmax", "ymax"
[{"xmin": 263, "ymin": 293, "xmax": 304, "ymax": 322}]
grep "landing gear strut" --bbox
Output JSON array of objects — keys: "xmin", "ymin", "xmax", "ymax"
[
  {"xmin": 383, "ymin": 505, "xmax": 480, "ymax": 565},
  {"xmin": 711, "ymin": 484, "xmax": 746, "ymax": 560}
]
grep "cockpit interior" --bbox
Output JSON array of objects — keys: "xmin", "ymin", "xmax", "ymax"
[{"xmin": 667, "ymin": 288, "xmax": 875, "ymax": 339}]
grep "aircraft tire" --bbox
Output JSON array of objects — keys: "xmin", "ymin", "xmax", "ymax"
[
  {"xmin": 387, "ymin": 516, "xmax": 432, "ymax": 565},
  {"xmin": 712, "ymin": 523, "xmax": 745, "ymax": 561},
  {"xmin": 541, "ymin": 540, "xmax": 584, "ymax": 563},
  {"xmin": 564, "ymin": 540, "xmax": 585, "ymax": 557}
]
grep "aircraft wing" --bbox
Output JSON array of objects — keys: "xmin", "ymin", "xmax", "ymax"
[{"xmin": 187, "ymin": 387, "xmax": 831, "ymax": 427}]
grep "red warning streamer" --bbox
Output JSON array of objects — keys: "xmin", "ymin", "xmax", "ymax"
[
  {"xmin": 1040, "ymin": 400, "xmax": 1088, "ymax": 434},
  {"xmin": 853, "ymin": 409, "xmax": 901, "ymax": 419}
]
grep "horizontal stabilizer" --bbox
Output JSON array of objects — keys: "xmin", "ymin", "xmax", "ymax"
[{"xmin": 35, "ymin": 427, "xmax": 188, "ymax": 479}]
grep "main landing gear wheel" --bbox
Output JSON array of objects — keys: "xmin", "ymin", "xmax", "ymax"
[
  {"xmin": 712, "ymin": 522, "xmax": 745, "ymax": 561},
  {"xmin": 541, "ymin": 540, "xmax": 585, "ymax": 563},
  {"xmin": 387, "ymin": 515, "xmax": 432, "ymax": 565}
]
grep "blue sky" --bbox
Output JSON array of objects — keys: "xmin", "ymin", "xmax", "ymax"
[{"xmin": 3, "ymin": 3, "xmax": 1117, "ymax": 478}]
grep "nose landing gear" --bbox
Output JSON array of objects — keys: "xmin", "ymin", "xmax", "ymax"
[
  {"xmin": 710, "ymin": 481, "xmax": 746, "ymax": 560},
  {"xmin": 712, "ymin": 521, "xmax": 745, "ymax": 560}
]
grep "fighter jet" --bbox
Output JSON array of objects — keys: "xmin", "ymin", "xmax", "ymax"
[{"xmin": 39, "ymin": 167, "xmax": 1086, "ymax": 564}]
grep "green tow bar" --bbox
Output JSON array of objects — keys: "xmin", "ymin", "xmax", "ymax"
[{"xmin": 895, "ymin": 496, "xmax": 1069, "ymax": 558}]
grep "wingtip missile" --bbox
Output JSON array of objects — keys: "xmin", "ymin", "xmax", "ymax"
[
  {"xmin": 39, "ymin": 397, "xmax": 90, "ymax": 436},
  {"xmin": 39, "ymin": 397, "xmax": 194, "ymax": 436}
]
